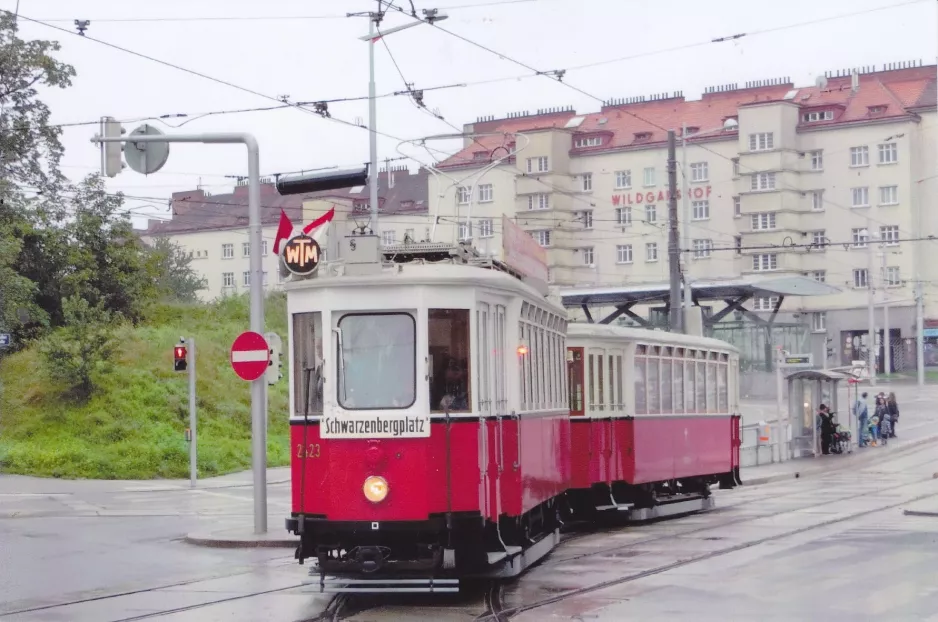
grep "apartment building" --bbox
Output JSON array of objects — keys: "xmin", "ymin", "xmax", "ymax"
[
  {"xmin": 375, "ymin": 61, "xmax": 934, "ymax": 369},
  {"xmin": 141, "ymin": 168, "xmax": 430, "ymax": 301}
]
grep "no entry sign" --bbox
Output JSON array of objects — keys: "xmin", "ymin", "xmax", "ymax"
[{"xmin": 230, "ymin": 331, "xmax": 270, "ymax": 381}]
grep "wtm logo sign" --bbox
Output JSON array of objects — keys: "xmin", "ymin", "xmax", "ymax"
[{"xmin": 283, "ymin": 234, "xmax": 322, "ymax": 276}]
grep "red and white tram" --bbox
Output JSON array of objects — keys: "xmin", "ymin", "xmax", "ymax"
[{"xmin": 284, "ymin": 236, "xmax": 740, "ymax": 592}]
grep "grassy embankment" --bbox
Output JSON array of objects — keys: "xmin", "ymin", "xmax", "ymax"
[{"xmin": 0, "ymin": 294, "xmax": 291, "ymax": 479}]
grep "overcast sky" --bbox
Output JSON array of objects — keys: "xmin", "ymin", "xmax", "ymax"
[{"xmin": 3, "ymin": 0, "xmax": 935, "ymax": 227}]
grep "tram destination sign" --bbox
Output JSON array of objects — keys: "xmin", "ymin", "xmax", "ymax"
[
  {"xmin": 321, "ymin": 414, "xmax": 431, "ymax": 439},
  {"xmin": 282, "ymin": 234, "xmax": 322, "ymax": 276}
]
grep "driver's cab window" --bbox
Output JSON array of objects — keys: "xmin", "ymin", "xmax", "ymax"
[
  {"xmin": 429, "ymin": 309, "xmax": 472, "ymax": 413},
  {"xmin": 293, "ymin": 312, "xmax": 323, "ymax": 417}
]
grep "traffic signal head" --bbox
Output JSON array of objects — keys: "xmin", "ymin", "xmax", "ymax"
[
  {"xmin": 102, "ymin": 116, "xmax": 126, "ymax": 178},
  {"xmin": 174, "ymin": 345, "xmax": 188, "ymax": 372}
]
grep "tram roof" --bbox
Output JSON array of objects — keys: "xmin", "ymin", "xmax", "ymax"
[
  {"xmin": 567, "ymin": 322, "xmax": 739, "ymax": 353},
  {"xmin": 558, "ymin": 275, "xmax": 840, "ymax": 308}
]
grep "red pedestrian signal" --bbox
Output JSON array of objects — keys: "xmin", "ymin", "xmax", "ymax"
[{"xmin": 174, "ymin": 346, "xmax": 188, "ymax": 372}]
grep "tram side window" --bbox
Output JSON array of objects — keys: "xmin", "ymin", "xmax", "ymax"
[
  {"xmin": 568, "ymin": 348, "xmax": 585, "ymax": 415},
  {"xmin": 685, "ymin": 354, "xmax": 696, "ymax": 413},
  {"xmin": 293, "ymin": 312, "xmax": 323, "ymax": 417},
  {"xmin": 673, "ymin": 355, "xmax": 684, "ymax": 414},
  {"xmin": 337, "ymin": 313, "xmax": 416, "ymax": 410},
  {"xmin": 706, "ymin": 357, "xmax": 717, "ymax": 413},
  {"xmin": 634, "ymin": 351, "xmax": 647, "ymax": 415},
  {"xmin": 695, "ymin": 355, "xmax": 706, "ymax": 414},
  {"xmin": 661, "ymin": 357, "xmax": 673, "ymax": 413},
  {"xmin": 429, "ymin": 309, "xmax": 472, "ymax": 413},
  {"xmin": 718, "ymin": 361, "xmax": 728, "ymax": 412}
]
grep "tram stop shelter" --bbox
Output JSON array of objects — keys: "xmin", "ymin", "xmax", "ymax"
[
  {"xmin": 558, "ymin": 275, "xmax": 841, "ymax": 370},
  {"xmin": 786, "ymin": 369, "xmax": 851, "ymax": 458}
]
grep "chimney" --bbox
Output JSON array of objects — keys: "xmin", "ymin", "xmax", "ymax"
[{"xmin": 851, "ymin": 69, "xmax": 859, "ymax": 94}]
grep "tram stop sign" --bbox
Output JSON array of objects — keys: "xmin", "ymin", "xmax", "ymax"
[{"xmin": 230, "ymin": 331, "xmax": 270, "ymax": 381}]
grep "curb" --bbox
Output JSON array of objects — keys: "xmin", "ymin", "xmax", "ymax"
[
  {"xmin": 184, "ymin": 532, "xmax": 299, "ymax": 549},
  {"xmin": 741, "ymin": 433, "xmax": 938, "ymax": 487}
]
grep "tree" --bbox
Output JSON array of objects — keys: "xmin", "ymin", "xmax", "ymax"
[
  {"xmin": 39, "ymin": 295, "xmax": 118, "ymax": 399},
  {"xmin": 146, "ymin": 236, "xmax": 208, "ymax": 303}
]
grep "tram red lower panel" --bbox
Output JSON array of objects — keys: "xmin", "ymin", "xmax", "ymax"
[
  {"xmin": 291, "ymin": 413, "xmax": 571, "ymax": 525},
  {"xmin": 570, "ymin": 415, "xmax": 735, "ymax": 487}
]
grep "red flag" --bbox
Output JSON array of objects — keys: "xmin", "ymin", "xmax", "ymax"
[
  {"xmin": 303, "ymin": 206, "xmax": 336, "ymax": 235},
  {"xmin": 272, "ymin": 209, "xmax": 295, "ymax": 254}
]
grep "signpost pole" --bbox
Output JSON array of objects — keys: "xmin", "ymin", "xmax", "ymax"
[
  {"xmin": 776, "ymin": 347, "xmax": 785, "ymax": 463},
  {"xmin": 92, "ymin": 130, "xmax": 269, "ymax": 534},
  {"xmin": 188, "ymin": 338, "xmax": 197, "ymax": 489}
]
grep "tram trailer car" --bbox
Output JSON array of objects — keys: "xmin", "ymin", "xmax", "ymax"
[
  {"xmin": 285, "ymin": 239, "xmax": 571, "ymax": 590},
  {"xmin": 564, "ymin": 324, "xmax": 741, "ymax": 517}
]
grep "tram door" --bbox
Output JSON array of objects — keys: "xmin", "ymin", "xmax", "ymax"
[
  {"xmin": 476, "ymin": 302, "xmax": 493, "ymax": 521},
  {"xmin": 587, "ymin": 348, "xmax": 614, "ymax": 484}
]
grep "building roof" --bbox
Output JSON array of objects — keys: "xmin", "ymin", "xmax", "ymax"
[
  {"xmin": 558, "ymin": 275, "xmax": 841, "ymax": 308},
  {"xmin": 143, "ymin": 167, "xmax": 430, "ymax": 236},
  {"xmin": 439, "ymin": 62, "xmax": 936, "ymax": 169}
]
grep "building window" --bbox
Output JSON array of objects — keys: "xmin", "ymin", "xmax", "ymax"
[
  {"xmin": 645, "ymin": 204, "xmax": 657, "ymax": 223},
  {"xmin": 222, "ymin": 243, "xmax": 234, "ymax": 259},
  {"xmin": 643, "ymin": 167, "xmax": 656, "ymax": 187},
  {"xmin": 753, "ymin": 296, "xmax": 779, "ymax": 311},
  {"xmin": 262, "ymin": 240, "xmax": 268, "ymax": 256},
  {"xmin": 850, "ymin": 146, "xmax": 869, "ymax": 167},
  {"xmin": 616, "ymin": 244, "xmax": 633, "ymax": 264},
  {"xmin": 748, "ymin": 132, "xmax": 774, "ymax": 151},
  {"xmin": 263, "ymin": 271, "xmax": 269, "ymax": 286},
  {"xmin": 479, "ymin": 219, "xmax": 494, "ymax": 238},
  {"xmin": 732, "ymin": 158, "xmax": 740, "ymax": 177},
  {"xmin": 646, "ymin": 242, "xmax": 658, "ymax": 262},
  {"xmin": 733, "ymin": 196, "xmax": 741, "ymax": 217},
  {"xmin": 242, "ymin": 271, "xmax": 251, "ymax": 287},
  {"xmin": 692, "ymin": 200, "xmax": 710, "ymax": 220},
  {"xmin": 615, "ymin": 206, "xmax": 632, "ymax": 226},
  {"xmin": 803, "ymin": 110, "xmax": 834, "ymax": 122},
  {"xmin": 479, "ymin": 184, "xmax": 493, "ymax": 203},
  {"xmin": 752, "ymin": 253, "xmax": 777, "ymax": 271},
  {"xmin": 528, "ymin": 193, "xmax": 550, "ymax": 210},
  {"xmin": 526, "ymin": 156, "xmax": 549, "ymax": 173},
  {"xmin": 579, "ymin": 210, "xmax": 593, "ymax": 229},
  {"xmin": 885, "ymin": 266, "xmax": 901, "ymax": 286},
  {"xmin": 690, "ymin": 162, "xmax": 708, "ymax": 182},
  {"xmin": 582, "ymin": 173, "xmax": 593, "ymax": 192},
  {"xmin": 807, "ymin": 270, "xmax": 826, "ymax": 282},
  {"xmin": 403, "ymin": 228, "xmax": 415, "ymax": 243},
  {"xmin": 878, "ymin": 142, "xmax": 898, "ymax": 164},
  {"xmin": 880, "ymin": 225, "xmax": 899, "ymax": 246},
  {"xmin": 735, "ymin": 236, "xmax": 742, "ymax": 254},
  {"xmin": 812, "ymin": 312, "xmax": 827, "ymax": 332},
  {"xmin": 222, "ymin": 272, "xmax": 235, "ymax": 288},
  {"xmin": 811, "ymin": 191, "xmax": 824, "ymax": 211},
  {"xmin": 574, "ymin": 136, "xmax": 602, "ymax": 148},
  {"xmin": 851, "ymin": 187, "xmax": 870, "ymax": 208},
  {"xmin": 242, "ymin": 242, "xmax": 250, "ymax": 257},
  {"xmin": 279, "ymin": 271, "xmax": 286, "ymax": 283},
  {"xmin": 456, "ymin": 186, "xmax": 470, "ymax": 205},
  {"xmin": 811, "ymin": 230, "xmax": 826, "ymax": 248},
  {"xmin": 810, "ymin": 150, "xmax": 823, "ymax": 170},
  {"xmin": 879, "ymin": 185, "xmax": 898, "ymax": 206},
  {"xmin": 852, "ymin": 228, "xmax": 868, "ymax": 248},
  {"xmin": 581, "ymin": 247, "xmax": 594, "ymax": 265},
  {"xmin": 382, "ymin": 230, "xmax": 396, "ymax": 245},
  {"xmin": 533, "ymin": 230, "xmax": 551, "ymax": 247},
  {"xmin": 458, "ymin": 221, "xmax": 471, "ymax": 241},
  {"xmin": 692, "ymin": 239, "xmax": 712, "ymax": 259},
  {"xmin": 750, "ymin": 172, "xmax": 776, "ymax": 191},
  {"xmin": 854, "ymin": 268, "xmax": 868, "ymax": 289},
  {"xmin": 615, "ymin": 170, "xmax": 632, "ymax": 189},
  {"xmin": 751, "ymin": 212, "xmax": 776, "ymax": 230}
]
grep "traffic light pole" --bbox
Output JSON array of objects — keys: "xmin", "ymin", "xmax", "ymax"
[
  {"xmin": 188, "ymin": 337, "xmax": 197, "ymax": 489},
  {"xmin": 92, "ymin": 131, "xmax": 268, "ymax": 534}
]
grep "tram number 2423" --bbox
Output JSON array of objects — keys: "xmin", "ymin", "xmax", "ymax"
[{"xmin": 296, "ymin": 444, "xmax": 322, "ymax": 459}]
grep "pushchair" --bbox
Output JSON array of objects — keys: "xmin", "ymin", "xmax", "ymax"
[{"xmin": 830, "ymin": 421, "xmax": 851, "ymax": 454}]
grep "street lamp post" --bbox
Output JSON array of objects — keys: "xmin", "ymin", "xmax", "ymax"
[
  {"xmin": 358, "ymin": 7, "xmax": 447, "ymax": 239},
  {"xmin": 862, "ymin": 225, "xmax": 879, "ymax": 385}
]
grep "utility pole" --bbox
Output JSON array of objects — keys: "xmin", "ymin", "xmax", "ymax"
[
  {"xmin": 680, "ymin": 123, "xmax": 691, "ymax": 315},
  {"xmin": 916, "ymin": 281, "xmax": 925, "ymax": 386},
  {"xmin": 880, "ymin": 251, "xmax": 890, "ymax": 377},
  {"xmin": 667, "ymin": 130, "xmax": 681, "ymax": 332},
  {"xmin": 865, "ymin": 223, "xmax": 877, "ymax": 386},
  {"xmin": 367, "ymin": 8, "xmax": 380, "ymax": 242}
]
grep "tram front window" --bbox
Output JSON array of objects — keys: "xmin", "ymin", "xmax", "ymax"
[
  {"xmin": 336, "ymin": 313, "xmax": 416, "ymax": 410},
  {"xmin": 429, "ymin": 309, "xmax": 471, "ymax": 413}
]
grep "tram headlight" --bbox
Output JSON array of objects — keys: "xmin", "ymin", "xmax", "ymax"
[{"xmin": 363, "ymin": 476, "xmax": 389, "ymax": 503}]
